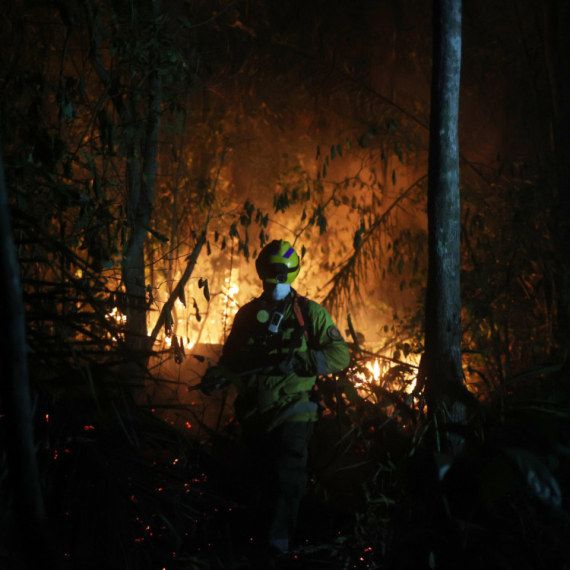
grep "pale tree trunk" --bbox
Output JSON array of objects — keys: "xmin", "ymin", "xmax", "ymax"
[
  {"xmin": 424, "ymin": 0, "xmax": 467, "ymax": 454},
  {"xmin": 0, "ymin": 132, "xmax": 55, "ymax": 567},
  {"xmin": 86, "ymin": 0, "xmax": 162, "ymax": 388},
  {"xmin": 122, "ymin": 34, "xmax": 162, "ymax": 378}
]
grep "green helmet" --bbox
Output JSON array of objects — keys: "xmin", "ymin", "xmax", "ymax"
[{"xmin": 255, "ymin": 239, "xmax": 300, "ymax": 284}]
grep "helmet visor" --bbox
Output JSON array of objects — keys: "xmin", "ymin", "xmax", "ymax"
[{"xmin": 266, "ymin": 262, "xmax": 299, "ymax": 283}]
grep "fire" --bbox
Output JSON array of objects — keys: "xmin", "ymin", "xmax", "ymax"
[
  {"xmin": 106, "ymin": 306, "xmax": 127, "ymax": 325},
  {"xmin": 105, "ymin": 306, "xmax": 127, "ymax": 343},
  {"xmin": 366, "ymin": 359, "xmax": 381, "ymax": 382},
  {"xmin": 351, "ymin": 354, "xmax": 419, "ymax": 395},
  {"xmin": 163, "ymin": 336, "xmax": 194, "ymax": 350},
  {"xmin": 149, "ymin": 271, "xmax": 243, "ymax": 350}
]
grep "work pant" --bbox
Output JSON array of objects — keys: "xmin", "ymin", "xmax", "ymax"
[{"xmin": 242, "ymin": 420, "xmax": 314, "ymax": 552}]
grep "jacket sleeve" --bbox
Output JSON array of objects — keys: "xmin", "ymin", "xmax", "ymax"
[
  {"xmin": 295, "ymin": 301, "xmax": 350, "ymax": 376},
  {"xmin": 219, "ymin": 302, "xmax": 258, "ymax": 371}
]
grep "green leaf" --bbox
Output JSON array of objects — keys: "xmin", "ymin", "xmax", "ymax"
[
  {"xmin": 394, "ymin": 143, "xmax": 404, "ymax": 164},
  {"xmin": 392, "ymin": 169, "xmax": 396, "ymax": 186},
  {"xmin": 173, "ymin": 335, "xmax": 184, "ymax": 364},
  {"xmin": 316, "ymin": 145, "xmax": 321, "ymax": 159},
  {"xmin": 165, "ymin": 309, "xmax": 174, "ymax": 335},
  {"xmin": 330, "ymin": 145, "xmax": 336, "ymax": 160},
  {"xmin": 346, "ymin": 138, "xmax": 352, "ymax": 151},
  {"xmin": 322, "ymin": 163, "xmax": 327, "ymax": 178},
  {"xmin": 317, "ymin": 213, "xmax": 327, "ymax": 235},
  {"xmin": 301, "ymin": 245, "xmax": 306, "ymax": 259},
  {"xmin": 274, "ymin": 191, "xmax": 290, "ymax": 213},
  {"xmin": 353, "ymin": 228, "xmax": 364, "ymax": 252},
  {"xmin": 336, "ymin": 143, "xmax": 342, "ymax": 157},
  {"xmin": 387, "ymin": 118, "xmax": 398, "ymax": 132},
  {"xmin": 61, "ymin": 101, "xmax": 74, "ymax": 120},
  {"xmin": 193, "ymin": 299, "xmax": 201, "ymax": 322}
]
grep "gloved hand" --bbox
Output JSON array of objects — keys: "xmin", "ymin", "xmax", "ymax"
[
  {"xmin": 272, "ymin": 351, "xmax": 326, "ymax": 377},
  {"xmin": 200, "ymin": 366, "xmax": 227, "ymax": 396},
  {"xmin": 291, "ymin": 351, "xmax": 317, "ymax": 376},
  {"xmin": 273, "ymin": 354, "xmax": 296, "ymax": 375}
]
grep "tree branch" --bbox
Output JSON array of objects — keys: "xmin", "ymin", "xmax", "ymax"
[
  {"xmin": 322, "ymin": 174, "xmax": 427, "ymax": 309},
  {"xmin": 148, "ymin": 232, "xmax": 206, "ymax": 347}
]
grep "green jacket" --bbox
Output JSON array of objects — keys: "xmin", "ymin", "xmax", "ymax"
[{"xmin": 220, "ymin": 290, "xmax": 350, "ymax": 431}]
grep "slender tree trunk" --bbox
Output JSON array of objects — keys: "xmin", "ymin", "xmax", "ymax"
[
  {"xmin": 122, "ymin": 68, "xmax": 161, "ymax": 361},
  {"xmin": 0, "ymin": 132, "xmax": 55, "ymax": 567},
  {"xmin": 120, "ymin": 0, "xmax": 163, "ymax": 388},
  {"xmin": 424, "ymin": 0, "xmax": 466, "ymax": 453},
  {"xmin": 86, "ymin": 0, "xmax": 163, "ymax": 390}
]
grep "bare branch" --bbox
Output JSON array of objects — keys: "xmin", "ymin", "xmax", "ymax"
[{"xmin": 148, "ymin": 232, "xmax": 206, "ymax": 346}]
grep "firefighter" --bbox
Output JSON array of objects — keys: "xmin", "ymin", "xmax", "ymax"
[{"xmin": 202, "ymin": 239, "xmax": 350, "ymax": 554}]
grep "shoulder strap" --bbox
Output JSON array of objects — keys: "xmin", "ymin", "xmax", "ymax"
[{"xmin": 293, "ymin": 293, "xmax": 311, "ymax": 344}]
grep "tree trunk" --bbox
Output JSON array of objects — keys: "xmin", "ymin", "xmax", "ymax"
[
  {"xmin": 424, "ymin": 0, "xmax": 466, "ymax": 453},
  {"xmin": 86, "ymin": 0, "xmax": 163, "ymax": 390},
  {"xmin": 0, "ymin": 131, "xmax": 55, "ymax": 568},
  {"xmin": 122, "ymin": 62, "xmax": 162, "ymax": 373}
]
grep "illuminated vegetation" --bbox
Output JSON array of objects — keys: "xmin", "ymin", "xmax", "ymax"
[{"xmin": 1, "ymin": 0, "xmax": 570, "ymax": 568}]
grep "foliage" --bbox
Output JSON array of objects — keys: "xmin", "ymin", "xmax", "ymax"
[
  {"xmin": 279, "ymin": 358, "xmax": 570, "ymax": 570},
  {"xmin": 1, "ymin": 0, "xmax": 569, "ymax": 568}
]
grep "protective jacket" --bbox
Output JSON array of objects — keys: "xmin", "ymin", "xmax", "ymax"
[{"xmin": 220, "ymin": 289, "xmax": 350, "ymax": 431}]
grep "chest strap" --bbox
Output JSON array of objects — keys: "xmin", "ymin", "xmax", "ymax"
[{"xmin": 292, "ymin": 293, "xmax": 309, "ymax": 342}]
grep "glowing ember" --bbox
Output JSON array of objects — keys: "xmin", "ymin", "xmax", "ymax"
[{"xmin": 106, "ymin": 306, "xmax": 127, "ymax": 325}]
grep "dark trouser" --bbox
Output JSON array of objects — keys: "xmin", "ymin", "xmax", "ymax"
[{"xmin": 242, "ymin": 420, "xmax": 314, "ymax": 552}]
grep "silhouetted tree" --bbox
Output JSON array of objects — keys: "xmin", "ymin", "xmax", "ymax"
[
  {"xmin": 0, "ymin": 130, "xmax": 54, "ymax": 568},
  {"xmin": 424, "ymin": 0, "xmax": 468, "ymax": 452}
]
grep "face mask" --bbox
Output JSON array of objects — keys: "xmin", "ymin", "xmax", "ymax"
[{"xmin": 264, "ymin": 282, "xmax": 291, "ymax": 301}]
